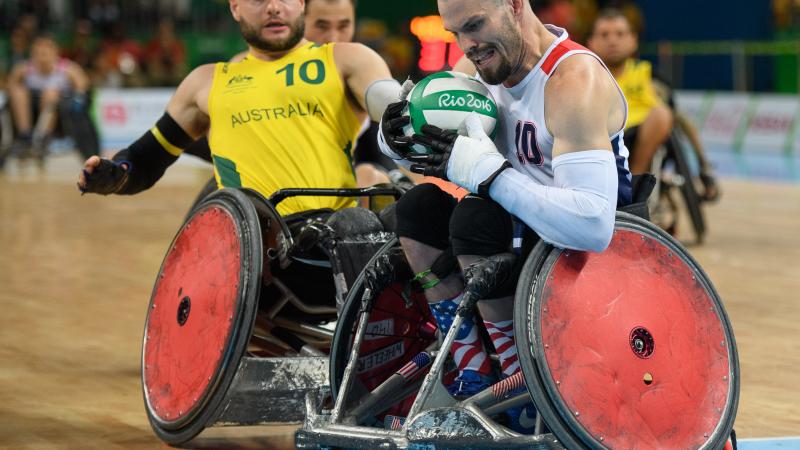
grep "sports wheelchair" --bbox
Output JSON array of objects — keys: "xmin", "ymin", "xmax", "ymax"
[
  {"xmin": 141, "ymin": 181, "xmax": 738, "ymax": 449},
  {"xmin": 141, "ymin": 185, "xmax": 404, "ymax": 444},
  {"xmin": 650, "ymin": 82, "xmax": 721, "ymax": 246}
]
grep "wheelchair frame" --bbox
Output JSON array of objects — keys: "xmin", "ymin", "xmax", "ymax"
[{"xmin": 297, "ymin": 212, "xmax": 739, "ymax": 450}]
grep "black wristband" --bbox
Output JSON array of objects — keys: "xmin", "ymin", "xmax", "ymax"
[{"xmin": 477, "ymin": 161, "xmax": 512, "ymax": 196}]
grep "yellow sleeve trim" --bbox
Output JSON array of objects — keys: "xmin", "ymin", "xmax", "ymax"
[{"xmin": 151, "ymin": 126, "xmax": 183, "ymax": 157}]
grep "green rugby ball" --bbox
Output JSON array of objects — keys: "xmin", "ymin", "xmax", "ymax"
[{"xmin": 404, "ymin": 71, "xmax": 498, "ymax": 153}]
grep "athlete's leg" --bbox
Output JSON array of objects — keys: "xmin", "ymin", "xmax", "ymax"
[
  {"xmin": 628, "ymin": 104, "xmax": 673, "ymax": 174},
  {"xmin": 8, "ymin": 85, "xmax": 33, "ymax": 137},
  {"xmin": 396, "ymin": 184, "xmax": 494, "ymax": 396},
  {"xmin": 355, "ymin": 163, "xmax": 391, "ymax": 187},
  {"xmin": 35, "ymin": 88, "xmax": 61, "ymax": 137},
  {"xmin": 449, "ymin": 196, "xmax": 519, "ymax": 379}
]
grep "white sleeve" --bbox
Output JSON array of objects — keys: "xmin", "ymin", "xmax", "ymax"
[
  {"xmin": 364, "ymin": 78, "xmax": 402, "ymax": 122},
  {"xmin": 488, "ymin": 150, "xmax": 618, "ymax": 252}
]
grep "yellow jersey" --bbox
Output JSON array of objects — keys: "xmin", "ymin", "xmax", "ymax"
[
  {"xmin": 207, "ymin": 43, "xmax": 362, "ymax": 216},
  {"xmin": 615, "ymin": 59, "xmax": 662, "ymax": 129}
]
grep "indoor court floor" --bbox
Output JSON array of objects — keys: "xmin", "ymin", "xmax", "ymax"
[{"xmin": 1, "ymin": 154, "xmax": 798, "ymax": 449}]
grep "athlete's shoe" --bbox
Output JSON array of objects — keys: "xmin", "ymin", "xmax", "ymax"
[
  {"xmin": 505, "ymin": 402, "xmax": 539, "ymax": 435},
  {"xmin": 447, "ymin": 369, "xmax": 496, "ymax": 399},
  {"xmin": 501, "ymin": 384, "xmax": 543, "ymax": 435}
]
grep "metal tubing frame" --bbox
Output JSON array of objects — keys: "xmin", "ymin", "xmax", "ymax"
[
  {"xmin": 403, "ymin": 303, "xmax": 469, "ymax": 423},
  {"xmin": 330, "ymin": 287, "xmax": 374, "ymax": 424}
]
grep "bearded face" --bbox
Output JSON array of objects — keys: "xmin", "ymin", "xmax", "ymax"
[
  {"xmin": 231, "ymin": 0, "xmax": 306, "ymax": 53},
  {"xmin": 439, "ymin": 0, "xmax": 525, "ymax": 86},
  {"xmin": 239, "ymin": 11, "xmax": 306, "ymax": 52},
  {"xmin": 464, "ymin": 12, "xmax": 524, "ymax": 85}
]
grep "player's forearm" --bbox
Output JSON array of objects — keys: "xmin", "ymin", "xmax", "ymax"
[
  {"xmin": 112, "ymin": 113, "xmax": 194, "ymax": 195},
  {"xmin": 488, "ymin": 150, "xmax": 618, "ymax": 252}
]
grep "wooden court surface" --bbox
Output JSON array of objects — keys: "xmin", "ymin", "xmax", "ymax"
[{"xmin": 1, "ymin": 155, "xmax": 798, "ymax": 449}]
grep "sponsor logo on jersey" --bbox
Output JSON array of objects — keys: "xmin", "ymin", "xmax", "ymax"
[
  {"xmin": 226, "ymin": 74, "xmax": 254, "ymax": 88},
  {"xmin": 230, "ymin": 102, "xmax": 324, "ymax": 127}
]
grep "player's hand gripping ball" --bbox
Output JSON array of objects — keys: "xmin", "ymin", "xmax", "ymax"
[{"xmin": 404, "ymin": 71, "xmax": 498, "ymax": 154}]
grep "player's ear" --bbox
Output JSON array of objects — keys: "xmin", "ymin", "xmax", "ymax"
[
  {"xmin": 229, "ymin": 0, "xmax": 241, "ymax": 22},
  {"xmin": 510, "ymin": 0, "xmax": 525, "ymax": 16}
]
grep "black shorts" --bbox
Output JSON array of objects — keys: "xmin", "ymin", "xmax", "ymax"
[
  {"xmin": 623, "ymin": 125, "xmax": 641, "ymax": 153},
  {"xmin": 395, "ymin": 183, "xmax": 540, "ymax": 297}
]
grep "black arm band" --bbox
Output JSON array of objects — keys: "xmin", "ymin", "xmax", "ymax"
[
  {"xmin": 111, "ymin": 113, "xmax": 195, "ymax": 195},
  {"xmin": 478, "ymin": 161, "xmax": 512, "ymax": 196}
]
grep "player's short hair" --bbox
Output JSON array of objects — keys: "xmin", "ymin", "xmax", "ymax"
[
  {"xmin": 31, "ymin": 33, "xmax": 58, "ymax": 47},
  {"xmin": 588, "ymin": 8, "xmax": 632, "ymax": 37},
  {"xmin": 306, "ymin": 0, "xmax": 357, "ymax": 8}
]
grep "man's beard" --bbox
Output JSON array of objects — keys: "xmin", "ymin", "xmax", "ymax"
[
  {"xmin": 239, "ymin": 15, "xmax": 305, "ymax": 52},
  {"xmin": 602, "ymin": 53, "xmax": 627, "ymax": 70},
  {"xmin": 475, "ymin": 47, "xmax": 515, "ymax": 85},
  {"xmin": 472, "ymin": 22, "xmax": 523, "ymax": 85}
]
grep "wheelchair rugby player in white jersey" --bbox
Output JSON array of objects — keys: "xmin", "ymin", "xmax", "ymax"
[{"xmin": 351, "ymin": 1, "xmax": 738, "ymax": 449}]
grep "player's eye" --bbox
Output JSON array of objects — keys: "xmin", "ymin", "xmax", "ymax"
[{"xmin": 465, "ymin": 19, "xmax": 484, "ymax": 33}]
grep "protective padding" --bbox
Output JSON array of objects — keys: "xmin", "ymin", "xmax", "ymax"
[
  {"xmin": 530, "ymin": 225, "xmax": 736, "ymax": 449},
  {"xmin": 143, "ymin": 205, "xmax": 241, "ymax": 424}
]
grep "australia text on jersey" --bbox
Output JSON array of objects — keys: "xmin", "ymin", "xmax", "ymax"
[{"xmin": 230, "ymin": 102, "xmax": 324, "ymax": 128}]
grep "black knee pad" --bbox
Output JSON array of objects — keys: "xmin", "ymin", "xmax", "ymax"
[
  {"xmin": 395, "ymin": 183, "xmax": 456, "ymax": 250},
  {"xmin": 450, "ymin": 195, "xmax": 513, "ymax": 257}
]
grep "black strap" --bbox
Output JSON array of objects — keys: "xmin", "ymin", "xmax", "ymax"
[{"xmin": 477, "ymin": 161, "xmax": 512, "ymax": 196}]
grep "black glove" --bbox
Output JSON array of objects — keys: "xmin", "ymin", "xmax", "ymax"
[
  {"xmin": 379, "ymin": 100, "xmax": 414, "ymax": 158},
  {"xmin": 406, "ymin": 124, "xmax": 458, "ymax": 180},
  {"xmin": 79, "ymin": 159, "xmax": 130, "ymax": 195}
]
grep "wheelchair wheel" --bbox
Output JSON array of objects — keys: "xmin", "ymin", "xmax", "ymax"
[
  {"xmin": 666, "ymin": 125, "xmax": 706, "ymax": 244},
  {"xmin": 514, "ymin": 212, "xmax": 738, "ymax": 449},
  {"xmin": 329, "ymin": 239, "xmax": 437, "ymax": 423},
  {"xmin": 142, "ymin": 188, "xmax": 263, "ymax": 445}
]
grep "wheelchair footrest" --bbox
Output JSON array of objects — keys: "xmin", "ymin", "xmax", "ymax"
[{"xmin": 212, "ymin": 356, "xmax": 329, "ymax": 426}]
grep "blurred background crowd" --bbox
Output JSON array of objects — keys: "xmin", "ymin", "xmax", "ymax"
[{"xmin": 1, "ymin": 0, "xmax": 799, "ymax": 92}]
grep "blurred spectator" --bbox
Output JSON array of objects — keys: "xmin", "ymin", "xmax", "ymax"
[
  {"xmin": 63, "ymin": 19, "xmax": 97, "ymax": 70},
  {"xmin": 18, "ymin": 14, "xmax": 40, "ymax": 36},
  {"xmin": 595, "ymin": 0, "xmax": 644, "ymax": 35},
  {"xmin": 5, "ymin": 34, "xmax": 99, "ymax": 160},
  {"xmin": 143, "ymin": 19, "xmax": 187, "ymax": 86},
  {"xmin": 587, "ymin": 8, "xmax": 673, "ymax": 175},
  {"xmin": 93, "ymin": 22, "xmax": 145, "ymax": 88},
  {"xmin": 7, "ymin": 27, "xmax": 31, "ymax": 70}
]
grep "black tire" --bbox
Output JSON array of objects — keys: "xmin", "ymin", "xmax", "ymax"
[
  {"xmin": 59, "ymin": 98, "xmax": 100, "ymax": 159},
  {"xmin": 667, "ymin": 126, "xmax": 706, "ymax": 244},
  {"xmin": 185, "ymin": 177, "xmax": 219, "ymax": 221}
]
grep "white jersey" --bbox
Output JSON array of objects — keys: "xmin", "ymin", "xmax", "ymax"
[
  {"xmin": 24, "ymin": 59, "xmax": 72, "ymax": 95},
  {"xmin": 478, "ymin": 25, "xmax": 633, "ymax": 206}
]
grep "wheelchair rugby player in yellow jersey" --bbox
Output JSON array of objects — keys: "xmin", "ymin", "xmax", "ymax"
[{"xmin": 75, "ymin": 0, "xmax": 412, "ymax": 444}]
